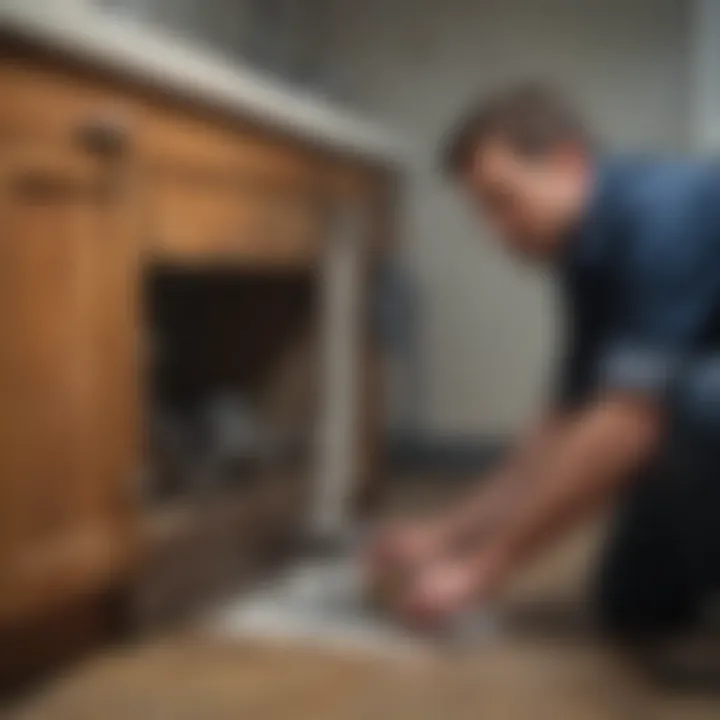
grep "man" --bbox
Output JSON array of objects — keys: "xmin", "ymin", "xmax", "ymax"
[{"xmin": 367, "ymin": 84, "xmax": 720, "ymax": 648}]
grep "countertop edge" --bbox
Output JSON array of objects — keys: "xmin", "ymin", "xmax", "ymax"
[{"xmin": 0, "ymin": 2, "xmax": 405, "ymax": 166}]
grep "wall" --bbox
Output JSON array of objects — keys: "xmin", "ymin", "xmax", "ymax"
[
  {"xmin": 690, "ymin": 0, "xmax": 720, "ymax": 151},
  {"xmin": 93, "ymin": 0, "xmax": 330, "ymax": 87},
  {"xmin": 327, "ymin": 0, "xmax": 692, "ymax": 436},
  {"xmin": 96, "ymin": 0, "xmax": 253, "ymax": 62}
]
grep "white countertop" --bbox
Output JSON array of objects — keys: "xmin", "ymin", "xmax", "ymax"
[{"xmin": 0, "ymin": 1, "xmax": 402, "ymax": 164}]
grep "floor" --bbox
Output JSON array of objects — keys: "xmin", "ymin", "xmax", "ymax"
[{"xmin": 6, "ymin": 480, "xmax": 720, "ymax": 719}]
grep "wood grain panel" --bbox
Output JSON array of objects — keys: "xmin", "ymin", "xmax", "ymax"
[
  {"xmin": 140, "ymin": 104, "xmax": 319, "ymax": 185},
  {"xmin": 0, "ymin": 139, "xmax": 139, "ymax": 626},
  {"xmin": 148, "ymin": 171, "xmax": 326, "ymax": 265}
]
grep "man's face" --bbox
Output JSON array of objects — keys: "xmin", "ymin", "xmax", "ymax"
[{"xmin": 463, "ymin": 138, "xmax": 589, "ymax": 260}]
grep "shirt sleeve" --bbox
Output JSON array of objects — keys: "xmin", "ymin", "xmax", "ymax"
[
  {"xmin": 599, "ymin": 209, "xmax": 720, "ymax": 400},
  {"xmin": 554, "ymin": 317, "xmax": 593, "ymax": 410}
]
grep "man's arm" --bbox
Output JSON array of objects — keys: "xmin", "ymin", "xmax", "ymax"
[
  {"xmin": 428, "ymin": 414, "xmax": 568, "ymax": 550},
  {"xmin": 365, "ymin": 414, "xmax": 567, "ymax": 578},
  {"xmin": 400, "ymin": 394, "xmax": 662, "ymax": 625},
  {"xmin": 464, "ymin": 395, "xmax": 662, "ymax": 601}
]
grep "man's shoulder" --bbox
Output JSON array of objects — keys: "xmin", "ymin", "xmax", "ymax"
[
  {"xmin": 607, "ymin": 157, "xmax": 720, "ymax": 279},
  {"xmin": 608, "ymin": 156, "xmax": 720, "ymax": 224}
]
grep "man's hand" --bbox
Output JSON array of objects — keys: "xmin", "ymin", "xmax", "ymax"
[
  {"xmin": 364, "ymin": 519, "xmax": 445, "ymax": 583},
  {"xmin": 393, "ymin": 552, "xmax": 506, "ymax": 630},
  {"xmin": 364, "ymin": 521, "xmax": 497, "ymax": 629},
  {"xmin": 395, "ymin": 558, "xmax": 478, "ymax": 629}
]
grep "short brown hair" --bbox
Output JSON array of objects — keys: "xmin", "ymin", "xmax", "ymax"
[{"xmin": 441, "ymin": 83, "xmax": 593, "ymax": 177}]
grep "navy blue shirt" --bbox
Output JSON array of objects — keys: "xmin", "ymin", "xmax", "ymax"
[{"xmin": 558, "ymin": 157, "xmax": 720, "ymax": 416}]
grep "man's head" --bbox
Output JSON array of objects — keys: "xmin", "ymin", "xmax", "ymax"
[{"xmin": 442, "ymin": 83, "xmax": 595, "ymax": 260}]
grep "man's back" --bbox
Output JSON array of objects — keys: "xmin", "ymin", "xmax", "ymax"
[{"xmin": 560, "ymin": 156, "xmax": 720, "ymax": 410}]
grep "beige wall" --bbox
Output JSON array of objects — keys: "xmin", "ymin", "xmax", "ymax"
[
  {"xmin": 91, "ymin": 0, "xmax": 329, "ymax": 85},
  {"xmin": 327, "ymin": 0, "xmax": 692, "ymax": 435}
]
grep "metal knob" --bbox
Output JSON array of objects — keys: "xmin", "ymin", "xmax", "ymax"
[{"xmin": 76, "ymin": 116, "xmax": 131, "ymax": 158}]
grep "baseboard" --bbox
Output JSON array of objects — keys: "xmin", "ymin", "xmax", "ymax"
[{"xmin": 386, "ymin": 432, "xmax": 511, "ymax": 479}]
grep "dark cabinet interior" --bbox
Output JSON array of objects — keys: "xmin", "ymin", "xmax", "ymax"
[{"xmin": 144, "ymin": 265, "xmax": 319, "ymax": 507}]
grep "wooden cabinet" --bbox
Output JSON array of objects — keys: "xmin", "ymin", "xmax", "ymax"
[
  {"xmin": 0, "ymin": 138, "xmax": 139, "ymax": 624},
  {"xmin": 0, "ymin": 62, "xmax": 141, "ymax": 146},
  {"xmin": 0, "ymin": 44, "xmax": 394, "ymax": 644}
]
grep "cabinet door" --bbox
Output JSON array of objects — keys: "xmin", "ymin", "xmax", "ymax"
[{"xmin": 0, "ymin": 141, "xmax": 140, "ymax": 625}]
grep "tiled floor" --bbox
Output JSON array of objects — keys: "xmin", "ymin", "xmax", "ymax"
[
  {"xmin": 7, "ymin": 630, "xmax": 719, "ymax": 720},
  {"xmin": 6, "ymin": 480, "xmax": 720, "ymax": 719}
]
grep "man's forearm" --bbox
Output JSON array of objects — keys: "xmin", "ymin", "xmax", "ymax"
[
  {"xmin": 432, "ymin": 414, "xmax": 567, "ymax": 549},
  {"xmin": 473, "ymin": 395, "xmax": 662, "ymax": 593}
]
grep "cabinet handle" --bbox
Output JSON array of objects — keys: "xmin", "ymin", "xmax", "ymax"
[{"xmin": 76, "ymin": 117, "xmax": 130, "ymax": 158}]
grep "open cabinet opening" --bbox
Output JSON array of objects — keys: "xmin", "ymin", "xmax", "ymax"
[
  {"xmin": 136, "ymin": 263, "xmax": 321, "ymax": 627},
  {"xmin": 143, "ymin": 264, "xmax": 320, "ymax": 507}
]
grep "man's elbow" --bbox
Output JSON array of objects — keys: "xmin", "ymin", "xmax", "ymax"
[{"xmin": 597, "ymin": 393, "xmax": 665, "ymax": 463}]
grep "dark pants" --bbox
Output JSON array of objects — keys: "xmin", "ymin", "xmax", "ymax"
[{"xmin": 597, "ymin": 396, "xmax": 720, "ymax": 641}]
